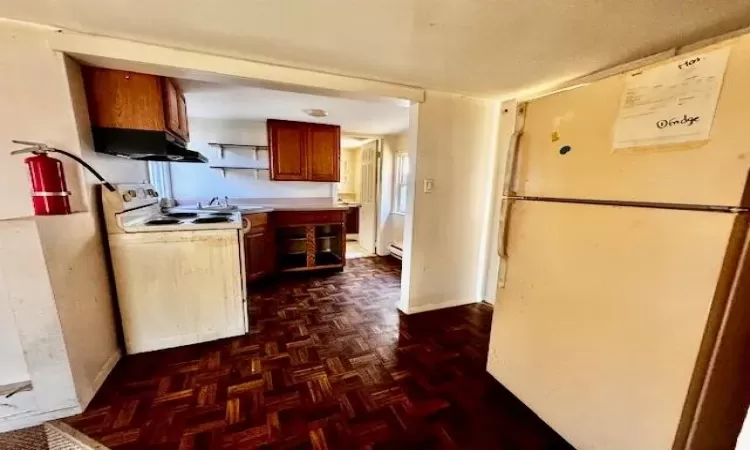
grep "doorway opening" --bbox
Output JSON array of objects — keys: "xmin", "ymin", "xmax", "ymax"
[{"xmin": 337, "ymin": 131, "xmax": 410, "ymax": 264}]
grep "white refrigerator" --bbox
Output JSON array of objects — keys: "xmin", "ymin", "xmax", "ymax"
[{"xmin": 487, "ymin": 39, "xmax": 750, "ymax": 450}]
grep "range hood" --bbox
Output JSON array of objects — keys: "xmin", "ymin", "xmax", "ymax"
[{"xmin": 91, "ymin": 128, "xmax": 208, "ymax": 163}]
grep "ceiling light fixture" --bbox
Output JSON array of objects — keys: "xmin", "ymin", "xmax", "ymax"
[{"xmin": 304, "ymin": 108, "xmax": 328, "ymax": 117}]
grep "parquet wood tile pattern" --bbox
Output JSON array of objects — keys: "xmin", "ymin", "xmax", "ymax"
[{"xmin": 65, "ymin": 257, "xmax": 572, "ymax": 449}]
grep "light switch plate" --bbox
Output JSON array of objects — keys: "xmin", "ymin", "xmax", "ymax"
[{"xmin": 423, "ymin": 178, "xmax": 434, "ymax": 193}]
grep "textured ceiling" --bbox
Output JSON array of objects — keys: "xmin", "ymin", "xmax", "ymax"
[
  {"xmin": 181, "ymin": 80, "xmax": 410, "ymax": 135},
  {"xmin": 2, "ymin": 0, "xmax": 750, "ymax": 96}
]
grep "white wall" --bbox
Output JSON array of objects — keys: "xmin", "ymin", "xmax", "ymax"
[
  {"xmin": 0, "ymin": 22, "xmax": 77, "ymax": 397},
  {"xmin": 0, "ymin": 278, "xmax": 29, "ymax": 387},
  {"xmin": 377, "ymin": 132, "xmax": 407, "ymax": 255},
  {"xmin": 400, "ymin": 92, "xmax": 500, "ymax": 313},
  {"xmin": 339, "ymin": 147, "xmax": 360, "ymax": 200},
  {"xmin": 0, "ymin": 24, "xmax": 84, "ymax": 218},
  {"xmin": 0, "ymin": 219, "xmax": 78, "ymax": 426},
  {"xmin": 171, "ymin": 118, "xmax": 334, "ymax": 201},
  {"xmin": 0, "ymin": 21, "xmax": 144, "ymax": 430},
  {"xmin": 35, "ymin": 213, "xmax": 121, "ymax": 406}
]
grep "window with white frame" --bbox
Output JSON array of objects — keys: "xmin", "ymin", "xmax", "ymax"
[
  {"xmin": 393, "ymin": 153, "xmax": 409, "ymax": 214},
  {"xmin": 147, "ymin": 161, "xmax": 173, "ymax": 203}
]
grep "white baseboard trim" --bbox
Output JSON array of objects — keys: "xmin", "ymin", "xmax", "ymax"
[
  {"xmin": 80, "ymin": 349, "xmax": 121, "ymax": 409},
  {"xmin": 401, "ymin": 299, "xmax": 477, "ymax": 315},
  {"xmin": 0, "ymin": 404, "xmax": 82, "ymax": 433}
]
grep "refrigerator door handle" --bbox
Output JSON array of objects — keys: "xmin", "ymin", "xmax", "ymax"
[
  {"xmin": 497, "ymin": 104, "xmax": 526, "ymax": 287},
  {"xmin": 497, "ymin": 196, "xmax": 514, "ymax": 287},
  {"xmin": 501, "ymin": 131, "xmax": 522, "ymax": 198}
]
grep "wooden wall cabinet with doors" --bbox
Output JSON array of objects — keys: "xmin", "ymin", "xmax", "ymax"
[
  {"xmin": 242, "ymin": 212, "xmax": 275, "ymax": 283},
  {"xmin": 83, "ymin": 67, "xmax": 190, "ymax": 142},
  {"xmin": 267, "ymin": 119, "xmax": 340, "ymax": 182}
]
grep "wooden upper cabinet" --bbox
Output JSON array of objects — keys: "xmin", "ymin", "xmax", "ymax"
[
  {"xmin": 162, "ymin": 78, "xmax": 181, "ymax": 138},
  {"xmin": 267, "ymin": 119, "xmax": 341, "ymax": 182},
  {"xmin": 177, "ymin": 92, "xmax": 189, "ymax": 141},
  {"xmin": 308, "ymin": 124, "xmax": 340, "ymax": 182},
  {"xmin": 82, "ymin": 66, "xmax": 190, "ymax": 142},
  {"xmin": 83, "ymin": 67, "xmax": 166, "ymax": 131},
  {"xmin": 268, "ymin": 120, "xmax": 308, "ymax": 181}
]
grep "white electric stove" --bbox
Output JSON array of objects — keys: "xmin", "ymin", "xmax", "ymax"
[
  {"xmin": 101, "ymin": 183, "xmax": 248, "ymax": 354},
  {"xmin": 102, "ymin": 183, "xmax": 241, "ymax": 233}
]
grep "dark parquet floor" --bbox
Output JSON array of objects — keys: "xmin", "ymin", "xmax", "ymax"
[{"xmin": 64, "ymin": 256, "xmax": 572, "ymax": 450}]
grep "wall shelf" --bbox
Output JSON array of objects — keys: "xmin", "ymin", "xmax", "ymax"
[
  {"xmin": 209, "ymin": 166, "xmax": 270, "ymax": 179},
  {"xmin": 208, "ymin": 142, "xmax": 269, "ymax": 159}
]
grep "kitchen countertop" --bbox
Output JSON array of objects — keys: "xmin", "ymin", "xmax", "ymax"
[
  {"xmin": 171, "ymin": 197, "xmax": 354, "ymax": 214},
  {"xmin": 124, "ymin": 212, "xmax": 243, "ymax": 233}
]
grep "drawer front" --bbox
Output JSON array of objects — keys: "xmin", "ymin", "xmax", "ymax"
[
  {"xmin": 247, "ymin": 223, "xmax": 268, "ymax": 235},
  {"xmin": 273, "ymin": 210, "xmax": 345, "ymax": 226},
  {"xmin": 248, "ymin": 213, "xmax": 269, "ymax": 227},
  {"xmin": 242, "ymin": 212, "xmax": 269, "ymax": 234}
]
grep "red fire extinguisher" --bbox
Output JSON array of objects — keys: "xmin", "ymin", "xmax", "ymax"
[{"xmin": 11, "ymin": 140, "xmax": 115, "ymax": 216}]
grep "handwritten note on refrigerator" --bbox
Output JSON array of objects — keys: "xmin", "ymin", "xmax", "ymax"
[{"xmin": 612, "ymin": 47, "xmax": 730, "ymax": 149}]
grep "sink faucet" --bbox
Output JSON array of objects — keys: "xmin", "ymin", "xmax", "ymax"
[{"xmin": 205, "ymin": 196, "xmax": 231, "ymax": 207}]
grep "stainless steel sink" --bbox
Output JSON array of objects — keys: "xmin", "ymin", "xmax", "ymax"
[
  {"xmin": 168, "ymin": 204, "xmax": 238, "ymax": 214},
  {"xmin": 198, "ymin": 205, "xmax": 239, "ymax": 212},
  {"xmin": 169, "ymin": 204, "xmax": 269, "ymax": 215}
]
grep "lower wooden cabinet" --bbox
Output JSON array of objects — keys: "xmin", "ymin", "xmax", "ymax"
[
  {"xmin": 345, "ymin": 206, "xmax": 360, "ymax": 234},
  {"xmin": 244, "ymin": 210, "xmax": 346, "ymax": 282},
  {"xmin": 243, "ymin": 213, "xmax": 275, "ymax": 283}
]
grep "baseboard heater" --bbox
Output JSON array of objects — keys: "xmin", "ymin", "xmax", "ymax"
[{"xmin": 388, "ymin": 242, "xmax": 403, "ymax": 260}]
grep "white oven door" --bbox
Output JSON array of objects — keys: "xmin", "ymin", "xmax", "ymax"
[{"xmin": 109, "ymin": 229, "xmax": 246, "ymax": 354}]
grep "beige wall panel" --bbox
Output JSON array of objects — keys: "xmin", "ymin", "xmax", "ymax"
[
  {"xmin": 516, "ymin": 37, "xmax": 750, "ymax": 207},
  {"xmin": 488, "ymin": 200, "xmax": 736, "ymax": 450}
]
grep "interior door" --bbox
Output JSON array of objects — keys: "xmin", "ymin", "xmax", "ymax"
[
  {"xmin": 308, "ymin": 124, "xmax": 340, "ymax": 182},
  {"xmin": 487, "ymin": 200, "xmax": 740, "ymax": 450},
  {"xmin": 358, "ymin": 141, "xmax": 378, "ymax": 253},
  {"xmin": 268, "ymin": 120, "xmax": 308, "ymax": 181}
]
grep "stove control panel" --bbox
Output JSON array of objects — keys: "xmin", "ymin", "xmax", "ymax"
[{"xmin": 103, "ymin": 183, "xmax": 161, "ymax": 213}]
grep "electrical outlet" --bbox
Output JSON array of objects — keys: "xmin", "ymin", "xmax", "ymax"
[{"xmin": 423, "ymin": 178, "xmax": 434, "ymax": 193}]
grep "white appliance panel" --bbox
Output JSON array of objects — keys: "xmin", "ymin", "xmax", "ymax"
[
  {"xmin": 513, "ymin": 39, "xmax": 750, "ymax": 207},
  {"xmin": 110, "ymin": 229, "xmax": 246, "ymax": 354},
  {"xmin": 487, "ymin": 200, "xmax": 740, "ymax": 450}
]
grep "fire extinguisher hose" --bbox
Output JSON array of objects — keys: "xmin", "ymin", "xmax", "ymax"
[
  {"xmin": 51, "ymin": 148, "xmax": 116, "ymax": 192},
  {"xmin": 11, "ymin": 140, "xmax": 116, "ymax": 192}
]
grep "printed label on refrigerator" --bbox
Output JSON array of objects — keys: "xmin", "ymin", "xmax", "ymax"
[{"xmin": 612, "ymin": 47, "xmax": 730, "ymax": 149}]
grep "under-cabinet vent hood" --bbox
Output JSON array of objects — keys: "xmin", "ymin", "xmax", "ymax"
[{"xmin": 91, "ymin": 128, "xmax": 208, "ymax": 163}]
